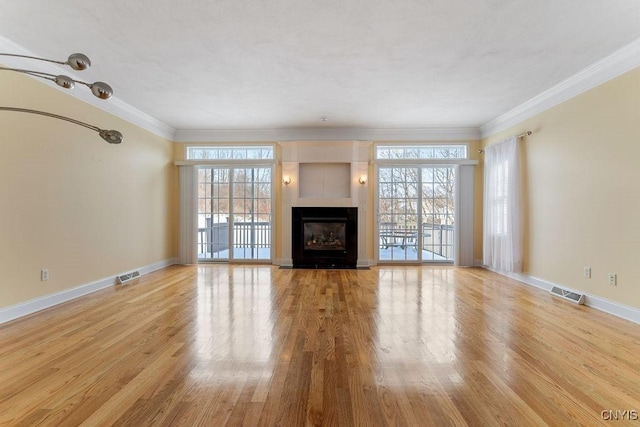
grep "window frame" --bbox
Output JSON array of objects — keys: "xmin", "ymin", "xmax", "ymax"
[
  {"xmin": 184, "ymin": 143, "xmax": 276, "ymax": 163},
  {"xmin": 375, "ymin": 143, "xmax": 469, "ymax": 161}
]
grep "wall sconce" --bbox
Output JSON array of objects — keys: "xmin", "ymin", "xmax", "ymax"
[
  {"xmin": 283, "ymin": 176, "xmax": 291, "ymax": 185},
  {"xmin": 359, "ymin": 175, "xmax": 367, "ymax": 185}
]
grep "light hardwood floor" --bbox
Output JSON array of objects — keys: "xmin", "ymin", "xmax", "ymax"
[{"xmin": 1, "ymin": 265, "xmax": 639, "ymax": 426}]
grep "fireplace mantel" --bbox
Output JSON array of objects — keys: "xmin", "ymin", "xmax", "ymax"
[{"xmin": 278, "ymin": 141, "xmax": 371, "ymax": 268}]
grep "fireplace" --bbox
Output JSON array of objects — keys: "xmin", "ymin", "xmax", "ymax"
[{"xmin": 292, "ymin": 207, "xmax": 357, "ymax": 269}]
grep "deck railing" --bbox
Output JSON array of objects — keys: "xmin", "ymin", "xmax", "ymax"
[
  {"xmin": 421, "ymin": 224, "xmax": 455, "ymax": 259},
  {"xmin": 198, "ymin": 221, "xmax": 271, "ymax": 255},
  {"xmin": 379, "ymin": 222, "xmax": 455, "ymax": 259}
]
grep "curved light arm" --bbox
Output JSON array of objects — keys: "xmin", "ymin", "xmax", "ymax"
[
  {"xmin": 0, "ymin": 107, "xmax": 123, "ymax": 144},
  {"xmin": 0, "ymin": 52, "xmax": 91, "ymax": 70},
  {"xmin": 0, "ymin": 66, "xmax": 113, "ymax": 99}
]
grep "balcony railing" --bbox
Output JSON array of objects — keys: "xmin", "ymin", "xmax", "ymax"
[
  {"xmin": 198, "ymin": 220, "xmax": 271, "ymax": 257},
  {"xmin": 379, "ymin": 222, "xmax": 454, "ymax": 260},
  {"xmin": 422, "ymin": 224, "xmax": 454, "ymax": 259}
]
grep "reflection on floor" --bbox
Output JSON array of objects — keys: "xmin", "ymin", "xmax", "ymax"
[
  {"xmin": 198, "ymin": 247, "xmax": 272, "ymax": 260},
  {"xmin": 199, "ymin": 246, "xmax": 450, "ymax": 261},
  {"xmin": 2, "ymin": 265, "xmax": 639, "ymax": 425}
]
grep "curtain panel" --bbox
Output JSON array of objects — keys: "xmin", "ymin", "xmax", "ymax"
[
  {"xmin": 178, "ymin": 165, "xmax": 198, "ymax": 264},
  {"xmin": 483, "ymin": 136, "xmax": 522, "ymax": 272}
]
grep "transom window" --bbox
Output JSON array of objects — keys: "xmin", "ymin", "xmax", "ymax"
[
  {"xmin": 376, "ymin": 144, "xmax": 467, "ymax": 160},
  {"xmin": 187, "ymin": 145, "xmax": 274, "ymax": 160}
]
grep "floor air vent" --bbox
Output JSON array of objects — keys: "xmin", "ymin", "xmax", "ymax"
[
  {"xmin": 550, "ymin": 286, "xmax": 585, "ymax": 304},
  {"xmin": 117, "ymin": 270, "xmax": 140, "ymax": 284}
]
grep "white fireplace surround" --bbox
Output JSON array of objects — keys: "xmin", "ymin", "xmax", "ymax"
[
  {"xmin": 277, "ymin": 140, "xmax": 476, "ymax": 268},
  {"xmin": 279, "ymin": 141, "xmax": 370, "ymax": 267}
]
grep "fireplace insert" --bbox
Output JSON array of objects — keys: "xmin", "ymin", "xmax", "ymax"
[{"xmin": 292, "ymin": 207, "xmax": 357, "ymax": 269}]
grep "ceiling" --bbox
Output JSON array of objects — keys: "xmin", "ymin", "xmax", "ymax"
[{"xmin": 1, "ymin": 0, "xmax": 640, "ymax": 138}]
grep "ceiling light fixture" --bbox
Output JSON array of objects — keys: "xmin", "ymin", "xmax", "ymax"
[
  {"xmin": 0, "ymin": 52, "xmax": 122, "ymax": 143},
  {"xmin": 0, "ymin": 53, "xmax": 113, "ymax": 99}
]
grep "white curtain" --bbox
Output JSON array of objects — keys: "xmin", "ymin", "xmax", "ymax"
[
  {"xmin": 455, "ymin": 164, "xmax": 476, "ymax": 267},
  {"xmin": 483, "ymin": 136, "xmax": 522, "ymax": 272},
  {"xmin": 178, "ymin": 165, "xmax": 198, "ymax": 264}
]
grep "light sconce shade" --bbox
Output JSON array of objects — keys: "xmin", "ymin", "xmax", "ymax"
[
  {"xmin": 359, "ymin": 175, "xmax": 367, "ymax": 185},
  {"xmin": 283, "ymin": 176, "xmax": 292, "ymax": 185},
  {"xmin": 65, "ymin": 53, "xmax": 92, "ymax": 71},
  {"xmin": 88, "ymin": 81, "xmax": 113, "ymax": 99}
]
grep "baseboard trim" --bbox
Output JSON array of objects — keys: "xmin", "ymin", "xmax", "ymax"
[
  {"xmin": 0, "ymin": 257, "xmax": 178, "ymax": 325},
  {"xmin": 358, "ymin": 258, "xmax": 376, "ymax": 268},
  {"xmin": 482, "ymin": 266, "xmax": 640, "ymax": 325},
  {"xmin": 273, "ymin": 258, "xmax": 293, "ymax": 267}
]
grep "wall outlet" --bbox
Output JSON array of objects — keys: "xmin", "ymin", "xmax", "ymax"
[
  {"xmin": 608, "ymin": 273, "xmax": 617, "ymax": 286},
  {"xmin": 41, "ymin": 269, "xmax": 49, "ymax": 281},
  {"xmin": 584, "ymin": 267, "xmax": 591, "ymax": 278}
]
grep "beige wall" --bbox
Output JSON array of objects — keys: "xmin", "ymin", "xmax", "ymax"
[
  {"xmin": 0, "ymin": 72, "xmax": 176, "ymax": 309},
  {"xmin": 481, "ymin": 66, "xmax": 640, "ymax": 309}
]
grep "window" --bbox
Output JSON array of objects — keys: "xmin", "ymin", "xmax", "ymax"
[
  {"xmin": 376, "ymin": 144, "xmax": 467, "ymax": 160},
  {"xmin": 374, "ymin": 143, "xmax": 476, "ymax": 265},
  {"xmin": 377, "ymin": 166, "xmax": 455, "ymax": 262},
  {"xmin": 187, "ymin": 145, "xmax": 274, "ymax": 160},
  {"xmin": 196, "ymin": 166, "xmax": 273, "ymax": 261},
  {"xmin": 183, "ymin": 145, "xmax": 275, "ymax": 262},
  {"xmin": 375, "ymin": 143, "xmax": 464, "ymax": 263}
]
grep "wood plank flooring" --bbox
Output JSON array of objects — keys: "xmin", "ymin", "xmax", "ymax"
[{"xmin": 1, "ymin": 265, "xmax": 639, "ymax": 426}]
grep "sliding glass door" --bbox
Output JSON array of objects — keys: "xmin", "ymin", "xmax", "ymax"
[
  {"xmin": 197, "ymin": 166, "xmax": 272, "ymax": 261},
  {"xmin": 421, "ymin": 167, "xmax": 455, "ymax": 261},
  {"xmin": 377, "ymin": 166, "xmax": 455, "ymax": 263},
  {"xmin": 378, "ymin": 167, "xmax": 420, "ymax": 261},
  {"xmin": 232, "ymin": 167, "xmax": 272, "ymax": 260}
]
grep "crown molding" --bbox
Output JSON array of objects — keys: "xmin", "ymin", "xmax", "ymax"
[
  {"xmin": 173, "ymin": 126, "xmax": 480, "ymax": 143},
  {"xmin": 9, "ymin": 31, "xmax": 638, "ymax": 144},
  {"xmin": 0, "ymin": 35, "xmax": 176, "ymax": 141},
  {"xmin": 0, "ymin": 37, "xmax": 477, "ymax": 145},
  {"xmin": 480, "ymin": 37, "xmax": 640, "ymax": 139}
]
